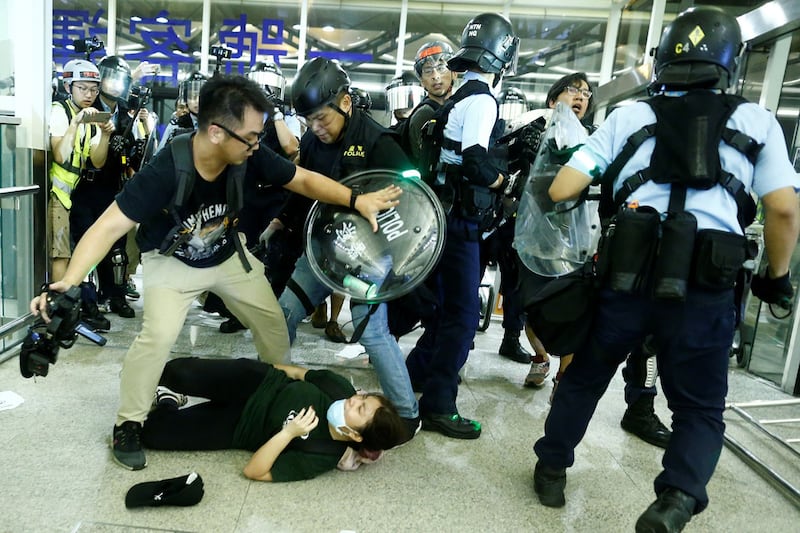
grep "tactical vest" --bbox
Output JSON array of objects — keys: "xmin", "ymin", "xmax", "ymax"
[
  {"xmin": 49, "ymin": 100, "xmax": 96, "ymax": 209},
  {"xmin": 599, "ymin": 92, "xmax": 762, "ymax": 230}
]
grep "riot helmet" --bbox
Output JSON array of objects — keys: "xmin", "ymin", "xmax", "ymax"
[
  {"xmin": 414, "ymin": 41, "xmax": 454, "ymax": 78},
  {"xmin": 247, "ymin": 61, "xmax": 286, "ymax": 101},
  {"xmin": 179, "ymin": 71, "xmax": 208, "ymax": 114},
  {"xmin": 497, "ymin": 86, "xmax": 528, "ymax": 120},
  {"xmin": 97, "ymin": 55, "xmax": 132, "ymax": 101},
  {"xmin": 448, "ymin": 13, "xmax": 519, "ymax": 80},
  {"xmin": 349, "ymin": 87, "xmax": 372, "ymax": 112},
  {"xmin": 62, "ymin": 59, "xmax": 100, "ymax": 88},
  {"xmin": 291, "ymin": 57, "xmax": 351, "ymax": 117},
  {"xmin": 385, "ymin": 72, "xmax": 425, "ymax": 119},
  {"xmin": 651, "ymin": 6, "xmax": 743, "ymax": 92}
]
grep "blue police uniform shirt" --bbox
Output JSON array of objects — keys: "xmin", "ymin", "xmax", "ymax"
[
  {"xmin": 566, "ymin": 93, "xmax": 799, "ymax": 234},
  {"xmin": 440, "ymin": 71, "xmax": 497, "ymax": 166}
]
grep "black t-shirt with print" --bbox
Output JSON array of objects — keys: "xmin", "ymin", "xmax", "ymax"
[{"xmin": 116, "ymin": 141, "xmax": 296, "ymax": 268}]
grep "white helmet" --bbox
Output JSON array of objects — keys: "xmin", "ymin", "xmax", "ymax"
[{"xmin": 62, "ymin": 59, "xmax": 100, "ymax": 86}]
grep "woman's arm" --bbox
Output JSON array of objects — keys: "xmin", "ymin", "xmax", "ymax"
[{"xmin": 243, "ymin": 406, "xmax": 319, "ymax": 481}]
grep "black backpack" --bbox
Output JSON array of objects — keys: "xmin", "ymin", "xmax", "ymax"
[{"xmin": 158, "ymin": 132, "xmax": 252, "ymax": 271}]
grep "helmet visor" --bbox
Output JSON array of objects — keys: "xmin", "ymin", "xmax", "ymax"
[
  {"xmin": 99, "ymin": 69, "xmax": 131, "ymax": 100},
  {"xmin": 248, "ymin": 70, "xmax": 286, "ymax": 100}
]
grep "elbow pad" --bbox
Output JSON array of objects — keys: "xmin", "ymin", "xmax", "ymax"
[{"xmin": 461, "ymin": 144, "xmax": 500, "ymax": 187}]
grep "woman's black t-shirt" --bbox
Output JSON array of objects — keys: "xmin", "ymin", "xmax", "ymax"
[{"xmin": 116, "ymin": 140, "xmax": 296, "ymax": 268}]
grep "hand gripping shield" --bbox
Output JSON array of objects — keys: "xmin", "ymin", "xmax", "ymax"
[{"xmin": 305, "ymin": 169, "xmax": 446, "ymax": 303}]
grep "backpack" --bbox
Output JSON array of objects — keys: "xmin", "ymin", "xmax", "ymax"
[{"xmin": 158, "ymin": 132, "xmax": 252, "ymax": 271}]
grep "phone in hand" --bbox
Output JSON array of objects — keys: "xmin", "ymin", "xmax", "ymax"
[{"xmin": 80, "ymin": 111, "xmax": 112, "ymax": 123}]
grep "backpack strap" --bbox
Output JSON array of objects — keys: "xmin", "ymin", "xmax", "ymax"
[
  {"xmin": 225, "ymin": 160, "xmax": 251, "ymax": 272},
  {"xmin": 159, "ymin": 133, "xmax": 196, "ymax": 256}
]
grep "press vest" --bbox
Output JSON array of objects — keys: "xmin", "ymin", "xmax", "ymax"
[{"xmin": 49, "ymin": 100, "xmax": 96, "ymax": 209}]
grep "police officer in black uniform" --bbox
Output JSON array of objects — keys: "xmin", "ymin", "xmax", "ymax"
[{"xmin": 532, "ymin": 8, "xmax": 799, "ymax": 532}]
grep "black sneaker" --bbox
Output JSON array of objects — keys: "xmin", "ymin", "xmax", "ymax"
[
  {"xmin": 635, "ymin": 488, "xmax": 695, "ymax": 532},
  {"xmin": 533, "ymin": 461, "xmax": 567, "ymax": 508},
  {"xmin": 112, "ymin": 421, "xmax": 147, "ymax": 470},
  {"xmin": 219, "ymin": 316, "xmax": 247, "ymax": 333},
  {"xmin": 81, "ymin": 308, "xmax": 111, "ymax": 332},
  {"xmin": 421, "ymin": 413, "xmax": 481, "ymax": 439},
  {"xmin": 110, "ymin": 296, "xmax": 135, "ymax": 318},
  {"xmin": 397, "ymin": 416, "xmax": 422, "ymax": 446}
]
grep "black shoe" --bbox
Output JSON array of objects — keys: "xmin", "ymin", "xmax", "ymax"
[
  {"xmin": 635, "ymin": 488, "xmax": 695, "ymax": 533},
  {"xmin": 81, "ymin": 307, "xmax": 111, "ymax": 332},
  {"xmin": 621, "ymin": 396, "xmax": 672, "ymax": 449},
  {"xmin": 421, "ymin": 413, "xmax": 481, "ymax": 439},
  {"xmin": 499, "ymin": 334, "xmax": 532, "ymax": 363},
  {"xmin": 325, "ymin": 321, "xmax": 347, "ymax": 343},
  {"xmin": 219, "ymin": 316, "xmax": 247, "ymax": 333},
  {"xmin": 112, "ymin": 421, "xmax": 147, "ymax": 470},
  {"xmin": 110, "ymin": 296, "xmax": 135, "ymax": 318},
  {"xmin": 533, "ymin": 461, "xmax": 567, "ymax": 508}
]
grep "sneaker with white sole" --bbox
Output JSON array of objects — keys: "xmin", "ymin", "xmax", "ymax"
[
  {"xmin": 112, "ymin": 421, "xmax": 146, "ymax": 470},
  {"xmin": 154, "ymin": 386, "xmax": 188, "ymax": 409},
  {"xmin": 525, "ymin": 358, "xmax": 550, "ymax": 388}
]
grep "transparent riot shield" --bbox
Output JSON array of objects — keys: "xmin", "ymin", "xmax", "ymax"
[
  {"xmin": 305, "ymin": 169, "xmax": 446, "ymax": 303},
  {"xmin": 514, "ymin": 101, "xmax": 600, "ymax": 277}
]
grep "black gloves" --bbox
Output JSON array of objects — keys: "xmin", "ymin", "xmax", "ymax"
[{"xmin": 751, "ymin": 270, "xmax": 794, "ymax": 310}]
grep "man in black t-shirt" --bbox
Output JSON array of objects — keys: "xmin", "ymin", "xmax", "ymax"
[{"xmin": 31, "ymin": 75, "xmax": 401, "ymax": 473}]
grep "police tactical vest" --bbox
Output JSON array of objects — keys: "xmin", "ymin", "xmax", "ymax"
[
  {"xmin": 49, "ymin": 100, "xmax": 97, "ymax": 209},
  {"xmin": 391, "ymin": 96, "xmax": 441, "ymax": 162},
  {"xmin": 599, "ymin": 92, "xmax": 761, "ymax": 230}
]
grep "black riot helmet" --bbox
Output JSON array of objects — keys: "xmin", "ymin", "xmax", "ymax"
[
  {"xmin": 497, "ymin": 86, "xmax": 528, "ymax": 120},
  {"xmin": 248, "ymin": 61, "xmax": 286, "ymax": 101},
  {"xmin": 448, "ymin": 13, "xmax": 519, "ymax": 81},
  {"xmin": 291, "ymin": 57, "xmax": 351, "ymax": 117},
  {"xmin": 349, "ymin": 87, "xmax": 372, "ymax": 112},
  {"xmin": 98, "ymin": 55, "xmax": 132, "ymax": 101},
  {"xmin": 179, "ymin": 71, "xmax": 208, "ymax": 113},
  {"xmin": 651, "ymin": 6, "xmax": 743, "ymax": 92}
]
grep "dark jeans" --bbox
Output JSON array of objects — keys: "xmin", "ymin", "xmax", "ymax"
[
  {"xmin": 141, "ymin": 357, "xmax": 270, "ymax": 450},
  {"xmin": 534, "ymin": 287, "xmax": 735, "ymax": 513},
  {"xmin": 407, "ymin": 216, "xmax": 481, "ymax": 415}
]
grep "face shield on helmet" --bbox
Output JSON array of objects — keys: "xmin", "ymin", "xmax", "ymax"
[
  {"xmin": 385, "ymin": 72, "xmax": 425, "ymax": 117},
  {"xmin": 414, "ymin": 41, "xmax": 454, "ymax": 78},
  {"xmin": 497, "ymin": 87, "xmax": 528, "ymax": 121},
  {"xmin": 650, "ymin": 6, "xmax": 743, "ymax": 92},
  {"xmin": 98, "ymin": 56, "xmax": 132, "ymax": 101},
  {"xmin": 179, "ymin": 72, "xmax": 208, "ymax": 114},
  {"xmin": 448, "ymin": 13, "xmax": 519, "ymax": 84},
  {"xmin": 247, "ymin": 62, "xmax": 286, "ymax": 101}
]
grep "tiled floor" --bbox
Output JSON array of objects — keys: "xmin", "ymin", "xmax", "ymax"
[{"xmin": 1, "ymin": 279, "xmax": 799, "ymax": 532}]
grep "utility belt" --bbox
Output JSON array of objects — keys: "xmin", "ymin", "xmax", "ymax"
[
  {"xmin": 436, "ymin": 164, "xmax": 502, "ymax": 235},
  {"xmin": 600, "ymin": 206, "xmax": 748, "ymax": 300}
]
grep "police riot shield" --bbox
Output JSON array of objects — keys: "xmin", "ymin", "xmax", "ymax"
[
  {"xmin": 305, "ymin": 169, "xmax": 446, "ymax": 303},
  {"xmin": 514, "ymin": 101, "xmax": 600, "ymax": 277}
]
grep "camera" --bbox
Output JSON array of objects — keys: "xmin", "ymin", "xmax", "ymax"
[
  {"xmin": 73, "ymin": 36, "xmax": 104, "ymax": 57},
  {"xmin": 127, "ymin": 85, "xmax": 152, "ymax": 111},
  {"xmin": 19, "ymin": 286, "xmax": 105, "ymax": 378},
  {"xmin": 210, "ymin": 45, "xmax": 233, "ymax": 60}
]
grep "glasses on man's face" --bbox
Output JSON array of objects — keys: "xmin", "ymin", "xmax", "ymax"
[
  {"xmin": 73, "ymin": 84, "xmax": 100, "ymax": 95},
  {"xmin": 421, "ymin": 63, "xmax": 449, "ymax": 77},
  {"xmin": 212, "ymin": 122, "xmax": 265, "ymax": 151},
  {"xmin": 564, "ymin": 85, "xmax": 592, "ymax": 99},
  {"xmin": 296, "ymin": 108, "xmax": 337, "ymax": 129}
]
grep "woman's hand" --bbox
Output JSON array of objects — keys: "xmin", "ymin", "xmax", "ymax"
[{"xmin": 284, "ymin": 406, "xmax": 318, "ymax": 439}]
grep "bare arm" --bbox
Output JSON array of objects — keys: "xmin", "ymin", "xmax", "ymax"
[
  {"xmin": 243, "ymin": 406, "xmax": 319, "ymax": 482},
  {"xmin": 31, "ymin": 201, "xmax": 136, "ymax": 319},
  {"xmin": 283, "ymin": 166, "xmax": 401, "ymax": 232},
  {"xmin": 273, "ymin": 119, "xmax": 299, "ymax": 160},
  {"xmin": 549, "ymin": 165, "xmax": 593, "ymax": 202},
  {"xmin": 761, "ymin": 186, "xmax": 800, "ymax": 277}
]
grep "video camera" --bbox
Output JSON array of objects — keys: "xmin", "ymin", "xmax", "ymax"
[
  {"xmin": 19, "ymin": 286, "xmax": 106, "ymax": 378},
  {"xmin": 72, "ymin": 36, "xmax": 104, "ymax": 60},
  {"xmin": 210, "ymin": 45, "xmax": 233, "ymax": 75},
  {"xmin": 127, "ymin": 85, "xmax": 152, "ymax": 111}
]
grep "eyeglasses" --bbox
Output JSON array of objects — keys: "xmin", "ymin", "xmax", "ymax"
[
  {"xmin": 296, "ymin": 107, "xmax": 338, "ymax": 129},
  {"xmin": 564, "ymin": 86, "xmax": 592, "ymax": 99},
  {"xmin": 212, "ymin": 122, "xmax": 265, "ymax": 151},
  {"xmin": 72, "ymin": 84, "xmax": 100, "ymax": 95},
  {"xmin": 421, "ymin": 63, "xmax": 450, "ymax": 77}
]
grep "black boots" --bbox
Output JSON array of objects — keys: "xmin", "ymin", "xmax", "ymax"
[
  {"xmin": 635, "ymin": 488, "xmax": 695, "ymax": 532},
  {"xmin": 621, "ymin": 395, "xmax": 672, "ymax": 449},
  {"xmin": 533, "ymin": 461, "xmax": 566, "ymax": 508},
  {"xmin": 499, "ymin": 331, "xmax": 531, "ymax": 363}
]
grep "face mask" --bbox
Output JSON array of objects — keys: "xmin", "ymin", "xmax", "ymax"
[{"xmin": 326, "ymin": 399, "xmax": 354, "ymax": 437}]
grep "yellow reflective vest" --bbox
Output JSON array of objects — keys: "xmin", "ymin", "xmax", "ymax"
[{"xmin": 49, "ymin": 100, "xmax": 95, "ymax": 209}]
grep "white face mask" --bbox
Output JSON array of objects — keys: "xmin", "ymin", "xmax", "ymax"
[{"xmin": 326, "ymin": 399, "xmax": 354, "ymax": 437}]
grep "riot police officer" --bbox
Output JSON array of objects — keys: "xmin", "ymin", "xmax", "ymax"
[
  {"xmin": 405, "ymin": 13, "xmax": 518, "ymax": 439},
  {"xmin": 532, "ymin": 8, "xmax": 799, "ymax": 532},
  {"xmin": 157, "ymin": 71, "xmax": 207, "ymax": 152}
]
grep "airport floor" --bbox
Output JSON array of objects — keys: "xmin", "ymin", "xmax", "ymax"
[{"xmin": 1, "ymin": 275, "xmax": 799, "ymax": 533}]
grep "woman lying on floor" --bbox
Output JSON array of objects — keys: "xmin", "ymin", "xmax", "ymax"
[{"xmin": 141, "ymin": 357, "xmax": 409, "ymax": 481}]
